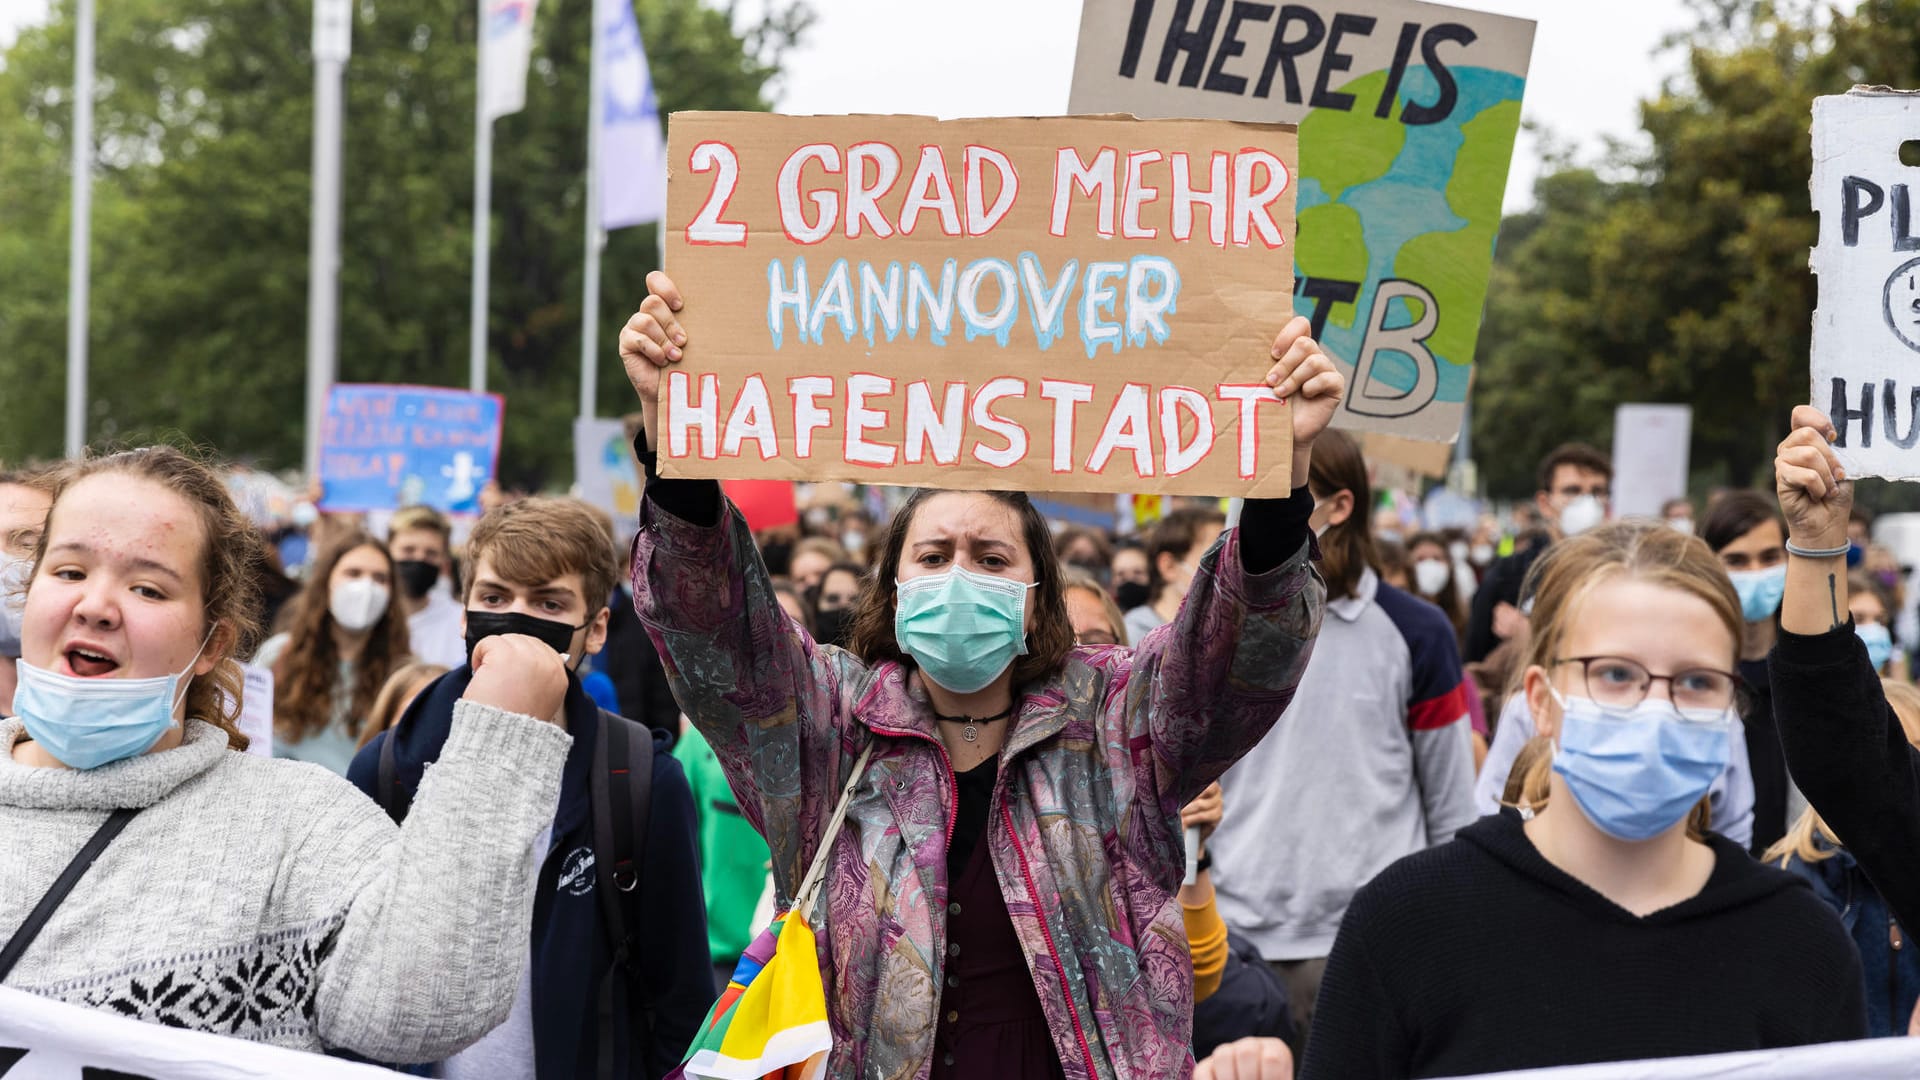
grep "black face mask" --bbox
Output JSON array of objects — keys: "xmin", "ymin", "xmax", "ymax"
[
  {"xmin": 1115, "ymin": 581, "xmax": 1151, "ymax": 611},
  {"xmin": 464, "ymin": 609, "xmax": 586, "ymax": 669},
  {"xmin": 813, "ymin": 606, "xmax": 853, "ymax": 649},
  {"xmin": 761, "ymin": 540, "xmax": 793, "ymax": 577},
  {"xmin": 395, "ymin": 559, "xmax": 441, "ymax": 600}
]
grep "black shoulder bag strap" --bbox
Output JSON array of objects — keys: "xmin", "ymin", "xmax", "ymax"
[
  {"xmin": 376, "ymin": 721, "xmax": 406, "ymax": 822},
  {"xmin": 0, "ymin": 807, "xmax": 140, "ymax": 984},
  {"xmin": 590, "ymin": 710, "xmax": 654, "ymax": 1080}
]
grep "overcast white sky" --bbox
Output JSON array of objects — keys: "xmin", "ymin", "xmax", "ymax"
[
  {"xmin": 772, "ymin": 0, "xmax": 1735, "ymax": 212},
  {"xmin": 0, "ymin": 0, "xmax": 1807, "ymax": 212}
]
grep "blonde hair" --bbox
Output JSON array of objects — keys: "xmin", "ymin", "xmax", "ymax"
[
  {"xmin": 1504, "ymin": 522, "xmax": 1743, "ymax": 838},
  {"xmin": 1061, "ymin": 568, "xmax": 1128, "ymax": 646},
  {"xmin": 354, "ymin": 661, "xmax": 451, "ymax": 750},
  {"xmin": 1762, "ymin": 679, "xmax": 1920, "ymax": 866},
  {"xmin": 390, "ymin": 504, "xmax": 452, "ymax": 546}
]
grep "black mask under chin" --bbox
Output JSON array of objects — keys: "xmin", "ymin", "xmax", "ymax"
[
  {"xmin": 395, "ymin": 559, "xmax": 441, "ymax": 600},
  {"xmin": 464, "ymin": 609, "xmax": 586, "ymax": 669}
]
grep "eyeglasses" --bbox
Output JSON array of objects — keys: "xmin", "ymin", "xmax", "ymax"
[
  {"xmin": 1076, "ymin": 630, "xmax": 1119, "ymax": 646},
  {"xmin": 1553, "ymin": 656, "xmax": 1740, "ymax": 714}
]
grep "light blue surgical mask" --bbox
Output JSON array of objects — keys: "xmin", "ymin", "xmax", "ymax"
[
  {"xmin": 1727, "ymin": 564, "xmax": 1786, "ymax": 624},
  {"xmin": 1858, "ymin": 622, "xmax": 1895, "ymax": 672},
  {"xmin": 893, "ymin": 566, "xmax": 1034, "ymax": 694},
  {"xmin": 13, "ymin": 640, "xmax": 208, "ymax": 770},
  {"xmin": 1548, "ymin": 688, "xmax": 1732, "ymax": 842}
]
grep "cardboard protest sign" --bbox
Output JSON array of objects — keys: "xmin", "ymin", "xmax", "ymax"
[
  {"xmin": 661, "ymin": 112, "xmax": 1298, "ymax": 498},
  {"xmin": 319, "ymin": 385, "xmax": 502, "ymax": 514},
  {"xmin": 1811, "ymin": 88, "xmax": 1920, "ymax": 480},
  {"xmin": 1069, "ymin": 0, "xmax": 1535, "ymax": 447}
]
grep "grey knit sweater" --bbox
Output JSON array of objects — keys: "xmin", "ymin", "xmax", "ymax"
[{"xmin": 0, "ymin": 700, "xmax": 569, "ymax": 1063}]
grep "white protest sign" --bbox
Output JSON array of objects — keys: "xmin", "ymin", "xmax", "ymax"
[
  {"xmin": 1463, "ymin": 1036, "xmax": 1920, "ymax": 1079},
  {"xmin": 1811, "ymin": 87, "xmax": 1920, "ymax": 479},
  {"xmin": 238, "ymin": 662, "xmax": 274, "ymax": 757},
  {"xmin": 0, "ymin": 986, "xmax": 401, "ymax": 1078},
  {"xmin": 1610, "ymin": 404, "xmax": 1691, "ymax": 519}
]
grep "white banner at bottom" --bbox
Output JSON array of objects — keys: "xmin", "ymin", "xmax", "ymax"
[
  {"xmin": 1466, "ymin": 1036, "xmax": 1920, "ymax": 1079},
  {"xmin": 0, "ymin": 986, "xmax": 401, "ymax": 1078}
]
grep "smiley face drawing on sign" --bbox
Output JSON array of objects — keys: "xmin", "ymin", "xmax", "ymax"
[{"xmin": 1885, "ymin": 255, "xmax": 1920, "ymax": 352}]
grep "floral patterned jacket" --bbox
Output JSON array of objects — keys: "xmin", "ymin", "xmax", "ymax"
[{"xmin": 632, "ymin": 497, "xmax": 1325, "ymax": 1080}]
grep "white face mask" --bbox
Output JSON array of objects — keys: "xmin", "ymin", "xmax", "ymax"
[
  {"xmin": 1448, "ymin": 541, "xmax": 1470, "ymax": 564},
  {"xmin": 1669, "ymin": 517, "xmax": 1694, "ymax": 535},
  {"xmin": 1559, "ymin": 495, "xmax": 1606, "ymax": 537},
  {"xmin": 1470, "ymin": 544, "xmax": 1495, "ymax": 566},
  {"xmin": 1413, "ymin": 558, "xmax": 1451, "ymax": 597},
  {"xmin": 330, "ymin": 578, "xmax": 390, "ymax": 632}
]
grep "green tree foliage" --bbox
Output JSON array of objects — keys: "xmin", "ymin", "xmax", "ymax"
[
  {"xmin": 0, "ymin": 0, "xmax": 808, "ymax": 486},
  {"xmin": 1472, "ymin": 0, "xmax": 1920, "ymax": 500}
]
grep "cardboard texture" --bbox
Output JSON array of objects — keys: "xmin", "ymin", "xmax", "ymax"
[
  {"xmin": 1069, "ymin": 0, "xmax": 1534, "ymax": 447},
  {"xmin": 660, "ymin": 111, "xmax": 1298, "ymax": 497},
  {"xmin": 1810, "ymin": 88, "xmax": 1920, "ymax": 481}
]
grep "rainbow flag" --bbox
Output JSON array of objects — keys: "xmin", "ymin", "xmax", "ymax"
[{"xmin": 672, "ymin": 912, "xmax": 831, "ymax": 1080}]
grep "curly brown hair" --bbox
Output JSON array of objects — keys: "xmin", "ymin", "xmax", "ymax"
[
  {"xmin": 845, "ymin": 489, "xmax": 1073, "ymax": 691},
  {"xmin": 30, "ymin": 447, "xmax": 266, "ymax": 750},
  {"xmin": 273, "ymin": 532, "xmax": 411, "ymax": 746}
]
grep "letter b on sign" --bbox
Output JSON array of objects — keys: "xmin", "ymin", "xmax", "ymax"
[{"xmin": 1346, "ymin": 280, "xmax": 1439, "ymax": 420}]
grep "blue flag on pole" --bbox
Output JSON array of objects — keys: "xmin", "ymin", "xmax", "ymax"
[{"xmin": 597, "ymin": 0, "xmax": 666, "ymax": 229}]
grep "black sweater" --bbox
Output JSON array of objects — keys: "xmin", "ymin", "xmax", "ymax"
[
  {"xmin": 1773, "ymin": 622, "xmax": 1920, "ymax": 935},
  {"xmin": 1300, "ymin": 810, "xmax": 1865, "ymax": 1080}
]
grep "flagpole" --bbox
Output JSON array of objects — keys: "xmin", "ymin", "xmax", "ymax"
[
  {"xmin": 65, "ymin": 0, "xmax": 94, "ymax": 458},
  {"xmin": 469, "ymin": 0, "xmax": 492, "ymax": 394},
  {"xmin": 306, "ymin": 0, "xmax": 350, "ymax": 479},
  {"xmin": 579, "ymin": 0, "xmax": 604, "ymax": 422}
]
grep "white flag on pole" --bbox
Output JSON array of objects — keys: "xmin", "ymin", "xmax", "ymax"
[
  {"xmin": 597, "ymin": 0, "xmax": 666, "ymax": 229},
  {"xmin": 482, "ymin": 0, "xmax": 540, "ymax": 120}
]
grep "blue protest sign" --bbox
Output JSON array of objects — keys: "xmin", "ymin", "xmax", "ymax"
[{"xmin": 319, "ymin": 384, "xmax": 503, "ymax": 514}]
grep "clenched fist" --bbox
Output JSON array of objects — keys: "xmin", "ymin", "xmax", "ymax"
[{"xmin": 464, "ymin": 634, "xmax": 570, "ymax": 729}]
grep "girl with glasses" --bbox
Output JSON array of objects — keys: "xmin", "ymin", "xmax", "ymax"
[{"xmin": 1300, "ymin": 520, "xmax": 1865, "ymax": 1080}]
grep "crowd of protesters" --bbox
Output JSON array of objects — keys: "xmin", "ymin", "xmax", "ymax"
[{"xmin": 5, "ymin": 280, "xmax": 1920, "ymax": 1079}]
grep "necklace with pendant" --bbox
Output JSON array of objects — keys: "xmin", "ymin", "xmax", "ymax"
[{"xmin": 934, "ymin": 703, "xmax": 1014, "ymax": 743}]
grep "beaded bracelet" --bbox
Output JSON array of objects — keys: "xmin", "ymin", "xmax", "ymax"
[{"xmin": 1785, "ymin": 540, "xmax": 1851, "ymax": 559}]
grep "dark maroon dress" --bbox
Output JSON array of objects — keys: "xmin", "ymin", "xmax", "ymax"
[{"xmin": 929, "ymin": 754, "xmax": 1069, "ymax": 1080}]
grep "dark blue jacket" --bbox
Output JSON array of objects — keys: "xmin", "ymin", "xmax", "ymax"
[
  {"xmin": 1785, "ymin": 840, "xmax": 1920, "ymax": 1038},
  {"xmin": 348, "ymin": 667, "xmax": 715, "ymax": 1079}
]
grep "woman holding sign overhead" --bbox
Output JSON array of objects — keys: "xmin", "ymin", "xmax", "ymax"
[{"xmin": 622, "ymin": 269, "xmax": 1341, "ymax": 1079}]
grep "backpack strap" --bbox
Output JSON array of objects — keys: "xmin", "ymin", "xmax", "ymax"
[
  {"xmin": 376, "ymin": 721, "xmax": 409, "ymax": 823},
  {"xmin": 0, "ymin": 807, "xmax": 139, "ymax": 984},
  {"xmin": 590, "ymin": 709, "xmax": 654, "ymax": 1080}
]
